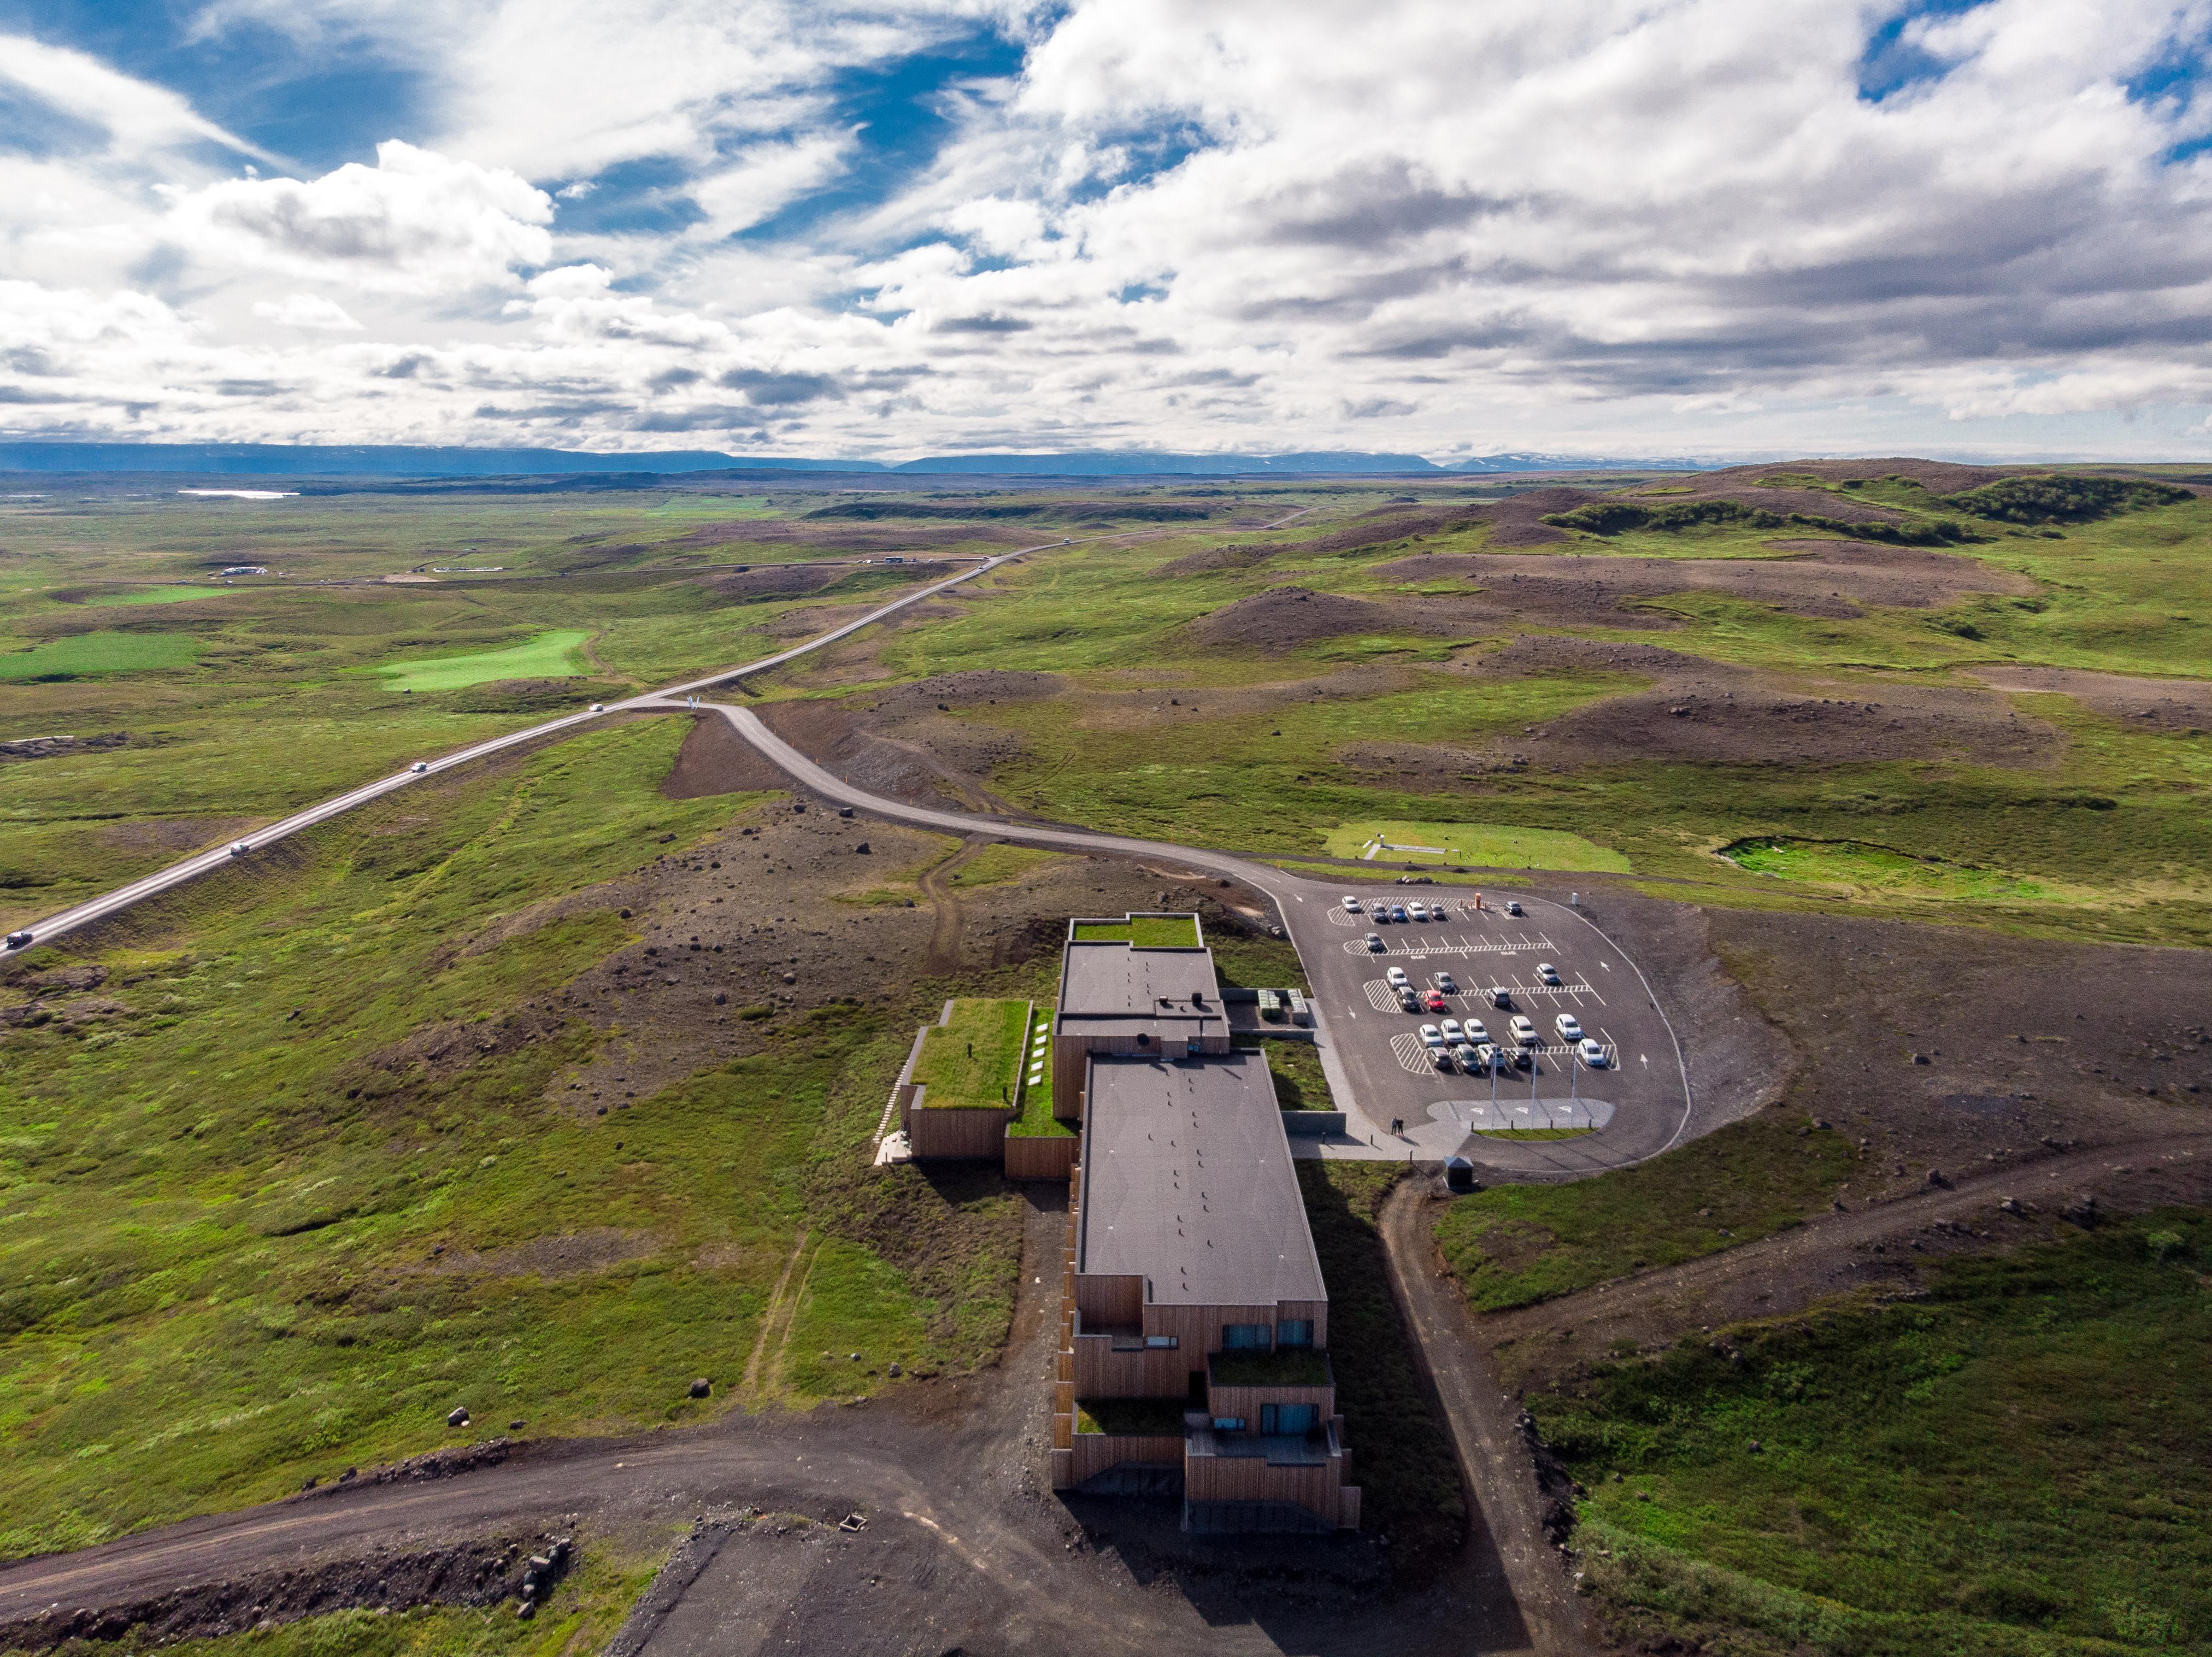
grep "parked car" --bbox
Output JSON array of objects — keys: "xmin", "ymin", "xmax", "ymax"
[
  {"xmin": 1578, "ymin": 1038, "xmax": 1609, "ymax": 1068},
  {"xmin": 1423, "ymin": 989, "xmax": 1447, "ymax": 1012},
  {"xmin": 1505, "ymin": 899, "xmax": 1524, "ymax": 916},
  {"xmin": 1434, "ymin": 971, "xmax": 1458, "ymax": 994},
  {"xmin": 1554, "ymin": 1012, "xmax": 1584, "ymax": 1041},
  {"xmin": 1537, "ymin": 962, "xmax": 1563, "ymax": 985},
  {"xmin": 1472, "ymin": 1042, "xmax": 1500, "ymax": 1074},
  {"xmin": 1431, "ymin": 1047, "xmax": 1454, "ymax": 1070},
  {"xmin": 1491, "ymin": 985, "xmax": 1513, "ymax": 1008},
  {"xmin": 1364, "ymin": 932, "xmax": 1385, "ymax": 951},
  {"xmin": 1389, "ymin": 904, "xmax": 1408, "ymax": 923},
  {"xmin": 1399, "ymin": 988, "xmax": 1422, "ymax": 1012},
  {"xmin": 1440, "ymin": 1018, "xmax": 1465, "ymax": 1043},
  {"xmin": 1342, "ymin": 895, "xmax": 1363, "ymax": 913},
  {"xmin": 1451, "ymin": 1042, "xmax": 1481, "ymax": 1071},
  {"xmin": 1418, "ymin": 1024, "xmax": 1445, "ymax": 1048},
  {"xmin": 1509, "ymin": 1015, "xmax": 1538, "ymax": 1044},
  {"xmin": 1510, "ymin": 1044, "xmax": 1534, "ymax": 1068},
  {"xmin": 1369, "ymin": 901, "xmax": 1390, "ymax": 919},
  {"xmin": 1460, "ymin": 1019, "xmax": 1489, "ymax": 1044},
  {"xmin": 1386, "ymin": 966, "xmax": 1410, "ymax": 987},
  {"xmin": 1405, "ymin": 901, "xmax": 1429, "ymax": 922}
]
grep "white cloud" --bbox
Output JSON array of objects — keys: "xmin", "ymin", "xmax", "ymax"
[
  {"xmin": 251, "ymin": 293, "xmax": 364, "ymax": 330},
  {"xmin": 0, "ymin": 32, "xmax": 271, "ymax": 161},
  {"xmin": 13, "ymin": 1, "xmax": 2212, "ymax": 456},
  {"xmin": 167, "ymin": 140, "xmax": 553, "ymax": 293}
]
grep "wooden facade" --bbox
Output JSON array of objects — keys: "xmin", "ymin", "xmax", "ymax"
[
  {"xmin": 1066, "ymin": 1432, "xmax": 1186, "ymax": 1485},
  {"xmin": 903, "ymin": 1100, "xmax": 1014, "ymax": 1159},
  {"xmin": 1002, "ymin": 1131, "xmax": 1078, "ymax": 1181}
]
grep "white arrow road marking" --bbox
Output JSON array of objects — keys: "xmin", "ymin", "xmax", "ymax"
[{"xmin": 1640, "ymin": 1054, "xmax": 1650, "ymax": 1066}]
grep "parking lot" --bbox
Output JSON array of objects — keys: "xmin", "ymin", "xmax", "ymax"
[{"xmin": 1274, "ymin": 878, "xmax": 1692, "ymax": 1171}]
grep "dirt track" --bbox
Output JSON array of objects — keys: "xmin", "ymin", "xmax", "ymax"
[{"xmin": 0, "ymin": 1189, "xmax": 1578, "ymax": 1657}]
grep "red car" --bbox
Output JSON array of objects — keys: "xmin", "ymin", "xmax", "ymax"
[{"xmin": 1423, "ymin": 989, "xmax": 1448, "ymax": 1012}]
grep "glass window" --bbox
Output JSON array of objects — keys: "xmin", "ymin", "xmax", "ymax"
[
  {"xmin": 1145, "ymin": 1335, "xmax": 1178, "ymax": 1349},
  {"xmin": 1276, "ymin": 1320, "xmax": 1313, "ymax": 1348},
  {"xmin": 1262, "ymin": 1403, "xmax": 1318, "ymax": 1435},
  {"xmin": 1211, "ymin": 1417, "xmax": 1246, "ymax": 1433},
  {"xmin": 1222, "ymin": 1323, "xmax": 1272, "ymax": 1350}
]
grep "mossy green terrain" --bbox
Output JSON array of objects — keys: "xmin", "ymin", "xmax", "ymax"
[
  {"xmin": 0, "ymin": 630, "xmax": 206, "ymax": 680},
  {"xmin": 376, "ymin": 630, "xmax": 592, "ymax": 692},
  {"xmin": 910, "ymin": 997, "xmax": 1028, "ymax": 1109},
  {"xmin": 1434, "ymin": 1112, "xmax": 1858, "ymax": 1311},
  {"xmin": 0, "ymin": 721, "xmax": 1016, "ymax": 1558},
  {"xmin": 1323, "ymin": 819, "xmax": 1631, "ymax": 871},
  {"xmin": 1541, "ymin": 1213, "xmax": 2212, "ymax": 1655}
]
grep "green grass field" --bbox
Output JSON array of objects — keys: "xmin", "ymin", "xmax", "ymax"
[
  {"xmin": 1323, "ymin": 819, "xmax": 1632, "ymax": 872},
  {"xmin": 81, "ymin": 585, "xmax": 239, "ymax": 607},
  {"xmin": 1434, "ymin": 1112, "xmax": 1857, "ymax": 1312},
  {"xmin": 1721, "ymin": 836, "xmax": 2069, "ymax": 903},
  {"xmin": 0, "ymin": 629, "xmax": 205, "ymax": 680},
  {"xmin": 910, "ymin": 997, "xmax": 1030, "ymax": 1110},
  {"xmin": 376, "ymin": 630, "xmax": 592, "ymax": 691},
  {"xmin": 1261, "ymin": 1039, "xmax": 1334, "ymax": 1109},
  {"xmin": 0, "ymin": 721, "xmax": 1016, "ymax": 1558},
  {"xmin": 1007, "ymin": 1007, "xmax": 1068, "ymax": 1136},
  {"xmin": 1543, "ymin": 1213, "xmax": 2212, "ymax": 1655},
  {"xmin": 1070, "ymin": 914, "xmax": 1202, "ymax": 947}
]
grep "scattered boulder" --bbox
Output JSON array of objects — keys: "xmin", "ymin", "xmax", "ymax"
[
  {"xmin": 688, "ymin": 1378, "xmax": 711, "ymax": 1399},
  {"xmin": 855, "ymin": 842, "xmax": 871, "ymax": 855},
  {"xmin": 446, "ymin": 1407, "xmax": 469, "ymax": 1428},
  {"xmin": 2061, "ymin": 1194, "xmax": 2101, "ymax": 1229}
]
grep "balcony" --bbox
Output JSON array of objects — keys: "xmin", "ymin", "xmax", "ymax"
[{"xmin": 1207, "ymin": 1348, "xmax": 1332, "ymax": 1389}]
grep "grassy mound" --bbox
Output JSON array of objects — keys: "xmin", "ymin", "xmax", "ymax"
[
  {"xmin": 1542, "ymin": 1213, "xmax": 2212, "ymax": 1655},
  {"xmin": 1325, "ymin": 818, "xmax": 1630, "ymax": 872},
  {"xmin": 376, "ymin": 630, "xmax": 591, "ymax": 692},
  {"xmin": 0, "ymin": 630, "xmax": 204, "ymax": 680}
]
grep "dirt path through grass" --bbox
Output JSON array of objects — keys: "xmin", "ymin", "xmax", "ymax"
[{"xmin": 1378, "ymin": 1180, "xmax": 1601, "ymax": 1657}]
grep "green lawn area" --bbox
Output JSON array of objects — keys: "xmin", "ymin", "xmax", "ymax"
[
  {"xmin": 0, "ymin": 721, "xmax": 1019, "ymax": 1559},
  {"xmin": 0, "ymin": 630, "xmax": 205, "ymax": 680},
  {"xmin": 1260, "ymin": 1039, "xmax": 1334, "ymax": 1109},
  {"xmin": 1007, "ymin": 1007, "xmax": 1070, "ymax": 1136},
  {"xmin": 1543, "ymin": 1212, "xmax": 2212, "ymax": 1656},
  {"xmin": 1323, "ymin": 819, "xmax": 1632, "ymax": 872},
  {"xmin": 1070, "ymin": 914, "xmax": 1202, "ymax": 947},
  {"xmin": 376, "ymin": 628, "xmax": 592, "ymax": 691},
  {"xmin": 1720, "ymin": 836, "xmax": 2070, "ymax": 904},
  {"xmin": 910, "ymin": 997, "xmax": 1030, "ymax": 1110},
  {"xmin": 1434, "ymin": 1112, "xmax": 1858, "ymax": 1312},
  {"xmin": 82, "ymin": 585, "xmax": 239, "ymax": 607}
]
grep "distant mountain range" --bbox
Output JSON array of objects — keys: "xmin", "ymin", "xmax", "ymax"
[{"xmin": 0, "ymin": 442, "xmax": 1716, "ymax": 479}]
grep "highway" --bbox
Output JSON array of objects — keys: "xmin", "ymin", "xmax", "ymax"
[{"xmin": 8, "ymin": 538, "xmax": 1073, "ymax": 953}]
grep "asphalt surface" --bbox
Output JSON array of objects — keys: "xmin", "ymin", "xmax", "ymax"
[{"xmin": 706, "ymin": 703, "xmax": 1692, "ymax": 1175}]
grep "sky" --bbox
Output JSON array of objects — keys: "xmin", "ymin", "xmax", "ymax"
[{"xmin": 4, "ymin": 0, "xmax": 2212, "ymax": 462}]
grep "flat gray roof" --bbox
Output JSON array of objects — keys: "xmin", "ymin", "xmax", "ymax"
[
  {"xmin": 1058, "ymin": 940, "xmax": 1221, "ymax": 1022},
  {"xmin": 1078, "ymin": 1050, "xmax": 1325, "ymax": 1309}
]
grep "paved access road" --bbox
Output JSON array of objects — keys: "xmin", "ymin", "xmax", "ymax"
[
  {"xmin": 8, "ymin": 542, "xmax": 1069, "ymax": 954},
  {"xmin": 702, "ymin": 704, "xmax": 1692, "ymax": 1174}
]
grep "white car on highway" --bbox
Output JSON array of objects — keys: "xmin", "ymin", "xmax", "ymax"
[
  {"xmin": 1386, "ymin": 966, "xmax": 1410, "ymax": 987},
  {"xmin": 410, "ymin": 761, "xmax": 428, "ymax": 773},
  {"xmin": 1418, "ymin": 1023, "xmax": 1445, "ymax": 1048},
  {"xmin": 1578, "ymin": 1038, "xmax": 1609, "ymax": 1068},
  {"xmin": 1554, "ymin": 1012, "xmax": 1584, "ymax": 1041},
  {"xmin": 1509, "ymin": 1015, "xmax": 1538, "ymax": 1044}
]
